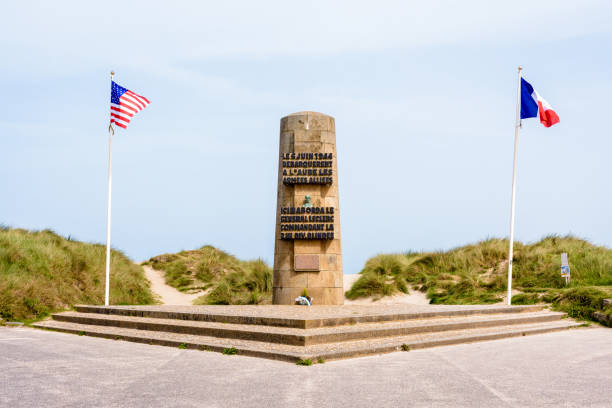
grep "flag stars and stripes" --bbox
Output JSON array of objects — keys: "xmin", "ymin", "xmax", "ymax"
[{"xmin": 110, "ymin": 81, "xmax": 150, "ymax": 129}]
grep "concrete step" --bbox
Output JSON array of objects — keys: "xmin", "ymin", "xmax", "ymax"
[
  {"xmin": 32, "ymin": 319, "xmax": 583, "ymax": 363},
  {"xmin": 306, "ymin": 320, "xmax": 585, "ymax": 362},
  {"xmin": 74, "ymin": 304, "xmax": 545, "ymax": 328},
  {"xmin": 52, "ymin": 310, "xmax": 566, "ymax": 346}
]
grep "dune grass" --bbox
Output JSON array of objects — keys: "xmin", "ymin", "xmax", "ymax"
[
  {"xmin": 145, "ymin": 245, "xmax": 272, "ymax": 305},
  {"xmin": 0, "ymin": 227, "xmax": 155, "ymax": 322},
  {"xmin": 346, "ymin": 236, "xmax": 612, "ymax": 320}
]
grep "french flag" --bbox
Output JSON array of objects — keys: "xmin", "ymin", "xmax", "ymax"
[{"xmin": 520, "ymin": 78, "xmax": 560, "ymax": 127}]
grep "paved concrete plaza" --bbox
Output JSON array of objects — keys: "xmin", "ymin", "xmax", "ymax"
[{"xmin": 1, "ymin": 326, "xmax": 610, "ymax": 407}]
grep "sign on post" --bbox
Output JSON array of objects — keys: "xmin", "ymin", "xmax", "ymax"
[{"xmin": 561, "ymin": 253, "xmax": 570, "ymax": 284}]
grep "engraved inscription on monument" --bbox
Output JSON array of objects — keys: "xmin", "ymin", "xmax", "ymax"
[
  {"xmin": 281, "ymin": 152, "xmax": 334, "ymax": 185},
  {"xmin": 279, "ymin": 206, "xmax": 335, "ymax": 240}
]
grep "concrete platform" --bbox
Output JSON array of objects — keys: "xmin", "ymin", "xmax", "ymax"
[
  {"xmin": 4, "ymin": 326, "xmax": 608, "ymax": 407},
  {"xmin": 70, "ymin": 303, "xmax": 549, "ymax": 328},
  {"xmin": 33, "ymin": 304, "xmax": 582, "ymax": 363}
]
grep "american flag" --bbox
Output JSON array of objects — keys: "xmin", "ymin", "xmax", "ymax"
[{"xmin": 110, "ymin": 81, "xmax": 150, "ymax": 129}]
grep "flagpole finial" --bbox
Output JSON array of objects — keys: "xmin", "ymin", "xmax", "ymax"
[
  {"xmin": 518, "ymin": 66, "xmax": 522, "ymax": 71},
  {"xmin": 110, "ymin": 71, "xmax": 115, "ymax": 81}
]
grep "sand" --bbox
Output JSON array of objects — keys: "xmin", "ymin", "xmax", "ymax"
[
  {"xmin": 144, "ymin": 269, "xmax": 429, "ymax": 306},
  {"xmin": 143, "ymin": 265, "xmax": 200, "ymax": 305},
  {"xmin": 342, "ymin": 274, "xmax": 430, "ymax": 305}
]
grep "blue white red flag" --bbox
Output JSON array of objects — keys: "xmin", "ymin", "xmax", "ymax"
[
  {"xmin": 520, "ymin": 78, "xmax": 559, "ymax": 128},
  {"xmin": 110, "ymin": 81, "xmax": 150, "ymax": 129}
]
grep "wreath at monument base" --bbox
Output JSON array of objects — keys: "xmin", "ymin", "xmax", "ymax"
[
  {"xmin": 295, "ymin": 289, "xmax": 313, "ymax": 305},
  {"xmin": 295, "ymin": 296, "xmax": 312, "ymax": 306}
]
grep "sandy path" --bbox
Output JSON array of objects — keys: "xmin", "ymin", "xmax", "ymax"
[
  {"xmin": 343, "ymin": 274, "xmax": 430, "ymax": 305},
  {"xmin": 143, "ymin": 265, "xmax": 201, "ymax": 305},
  {"xmin": 343, "ymin": 275, "xmax": 523, "ymax": 306}
]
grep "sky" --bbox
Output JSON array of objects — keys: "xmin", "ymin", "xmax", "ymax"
[{"xmin": 1, "ymin": 1, "xmax": 611, "ymax": 274}]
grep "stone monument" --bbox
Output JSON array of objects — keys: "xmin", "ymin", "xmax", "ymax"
[{"xmin": 273, "ymin": 111, "xmax": 343, "ymax": 305}]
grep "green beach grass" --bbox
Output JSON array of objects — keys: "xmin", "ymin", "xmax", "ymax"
[
  {"xmin": 346, "ymin": 236, "xmax": 612, "ymax": 322},
  {"xmin": 0, "ymin": 227, "xmax": 155, "ymax": 322},
  {"xmin": 145, "ymin": 245, "xmax": 272, "ymax": 305}
]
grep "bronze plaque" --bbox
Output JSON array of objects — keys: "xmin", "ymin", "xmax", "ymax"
[{"xmin": 294, "ymin": 254, "xmax": 320, "ymax": 271}]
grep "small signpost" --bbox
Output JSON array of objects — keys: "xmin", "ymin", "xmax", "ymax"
[{"xmin": 561, "ymin": 253, "xmax": 570, "ymax": 285}]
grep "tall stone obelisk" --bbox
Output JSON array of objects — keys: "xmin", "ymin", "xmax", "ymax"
[{"xmin": 273, "ymin": 111, "xmax": 343, "ymax": 305}]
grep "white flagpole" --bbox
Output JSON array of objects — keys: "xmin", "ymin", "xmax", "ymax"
[
  {"xmin": 507, "ymin": 66, "xmax": 522, "ymax": 306},
  {"xmin": 104, "ymin": 70, "xmax": 115, "ymax": 306}
]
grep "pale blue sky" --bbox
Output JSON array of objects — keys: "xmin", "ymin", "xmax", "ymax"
[{"xmin": 1, "ymin": 1, "xmax": 611, "ymax": 274}]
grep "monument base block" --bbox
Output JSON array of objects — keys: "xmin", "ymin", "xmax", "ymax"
[{"xmin": 272, "ymin": 287, "xmax": 344, "ymax": 306}]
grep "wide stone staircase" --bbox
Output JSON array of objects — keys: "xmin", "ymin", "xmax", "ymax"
[{"xmin": 33, "ymin": 304, "xmax": 582, "ymax": 363}]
